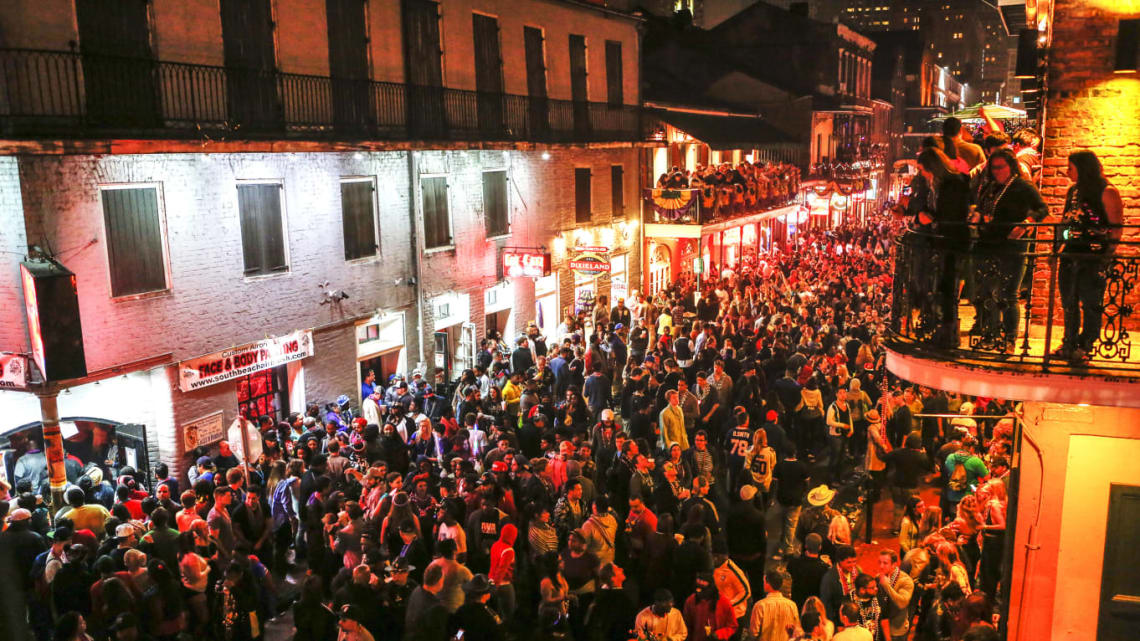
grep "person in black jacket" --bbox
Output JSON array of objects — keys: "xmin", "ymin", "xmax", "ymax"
[
  {"xmin": 917, "ymin": 147, "xmax": 972, "ymax": 347},
  {"xmin": 449, "ymin": 575, "xmax": 503, "ymax": 641},
  {"xmin": 583, "ymin": 562, "xmax": 637, "ymax": 641},
  {"xmin": 406, "ymin": 564, "xmax": 449, "ymax": 641},
  {"xmin": 972, "ymin": 148, "xmax": 1049, "ymax": 353}
]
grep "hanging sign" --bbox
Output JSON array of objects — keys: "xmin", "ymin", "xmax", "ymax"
[
  {"xmin": 182, "ymin": 410, "xmax": 225, "ymax": 451},
  {"xmin": 570, "ymin": 254, "xmax": 612, "ymax": 275},
  {"xmin": 0, "ymin": 353, "xmax": 28, "ymax": 390},
  {"xmin": 178, "ymin": 329, "xmax": 314, "ymax": 392},
  {"xmin": 503, "ymin": 251, "xmax": 551, "ymax": 278}
]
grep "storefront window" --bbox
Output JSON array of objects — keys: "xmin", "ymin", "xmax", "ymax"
[{"xmin": 237, "ymin": 366, "xmax": 287, "ymax": 421}]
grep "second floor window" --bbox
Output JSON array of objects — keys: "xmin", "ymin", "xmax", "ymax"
[
  {"xmin": 100, "ymin": 186, "xmax": 168, "ymax": 297},
  {"xmin": 341, "ymin": 179, "xmax": 379, "ymax": 260},
  {"xmin": 575, "ymin": 168, "xmax": 592, "ymax": 223},
  {"xmin": 422, "ymin": 176, "xmax": 452, "ymax": 249},
  {"xmin": 483, "ymin": 170, "xmax": 508, "ymax": 238},
  {"xmin": 237, "ymin": 183, "xmax": 288, "ymax": 276},
  {"xmin": 611, "ymin": 165, "xmax": 625, "ymax": 216},
  {"xmin": 605, "ymin": 41, "xmax": 623, "ymax": 106}
]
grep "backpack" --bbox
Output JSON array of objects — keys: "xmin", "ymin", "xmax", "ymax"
[
  {"xmin": 30, "ymin": 550, "xmax": 50, "ymax": 602},
  {"xmin": 948, "ymin": 452, "xmax": 972, "ymax": 492}
]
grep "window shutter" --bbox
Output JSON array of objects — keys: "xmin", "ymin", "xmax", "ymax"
[
  {"xmin": 422, "ymin": 176, "xmax": 450, "ymax": 249},
  {"xmin": 610, "ymin": 164, "xmax": 624, "ymax": 216},
  {"xmin": 605, "ymin": 40, "xmax": 623, "ymax": 106},
  {"xmin": 575, "ymin": 168, "xmax": 592, "ymax": 223},
  {"xmin": 341, "ymin": 180, "xmax": 377, "ymax": 260},
  {"xmin": 483, "ymin": 170, "xmax": 508, "ymax": 238},
  {"xmin": 101, "ymin": 187, "xmax": 167, "ymax": 297},
  {"xmin": 237, "ymin": 184, "xmax": 287, "ymax": 275}
]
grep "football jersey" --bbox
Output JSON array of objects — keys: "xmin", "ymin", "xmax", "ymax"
[{"xmin": 725, "ymin": 426, "xmax": 753, "ymax": 463}]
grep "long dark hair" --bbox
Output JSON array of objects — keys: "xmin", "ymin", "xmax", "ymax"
[
  {"xmin": 918, "ymin": 147, "xmax": 959, "ymax": 185},
  {"xmin": 986, "ymin": 149, "xmax": 1023, "ymax": 183},
  {"xmin": 1069, "ymin": 150, "xmax": 1108, "ymax": 200}
]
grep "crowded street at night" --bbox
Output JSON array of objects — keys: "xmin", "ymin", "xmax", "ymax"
[{"xmin": 1, "ymin": 2, "xmax": 1138, "ymax": 641}]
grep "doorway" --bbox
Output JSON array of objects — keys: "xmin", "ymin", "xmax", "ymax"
[{"xmin": 237, "ymin": 365, "xmax": 289, "ymax": 421}]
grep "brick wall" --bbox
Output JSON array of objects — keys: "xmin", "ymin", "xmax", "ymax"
[
  {"xmin": 414, "ymin": 146, "xmax": 641, "ymax": 378},
  {"xmin": 9, "ymin": 151, "xmax": 416, "ymax": 370},
  {"xmin": 1031, "ymin": 1, "xmax": 1140, "ymax": 327},
  {"xmin": 0, "ymin": 157, "xmax": 28, "ymax": 354}
]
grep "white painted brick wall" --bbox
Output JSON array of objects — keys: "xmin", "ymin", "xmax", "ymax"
[
  {"xmin": 9, "ymin": 151, "xmax": 416, "ymax": 370},
  {"xmin": 0, "ymin": 157, "xmax": 29, "ymax": 354},
  {"xmin": 415, "ymin": 146, "xmax": 642, "ymax": 376}
]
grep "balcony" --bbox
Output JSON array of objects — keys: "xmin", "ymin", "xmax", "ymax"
[
  {"xmin": 0, "ymin": 48, "xmax": 649, "ymax": 145},
  {"xmin": 643, "ymin": 187, "xmax": 799, "ymax": 225},
  {"xmin": 887, "ymin": 222, "xmax": 1140, "ymax": 405}
]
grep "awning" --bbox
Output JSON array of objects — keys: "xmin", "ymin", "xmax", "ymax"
[{"xmin": 654, "ymin": 109, "xmax": 796, "ymax": 150}]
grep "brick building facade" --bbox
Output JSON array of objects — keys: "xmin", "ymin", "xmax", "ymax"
[{"xmin": 0, "ymin": 0, "xmax": 646, "ymax": 481}]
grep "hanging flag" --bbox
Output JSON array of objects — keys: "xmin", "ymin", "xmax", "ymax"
[{"xmin": 646, "ymin": 188, "xmax": 698, "ymax": 221}]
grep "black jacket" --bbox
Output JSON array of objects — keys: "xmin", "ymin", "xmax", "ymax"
[{"xmin": 405, "ymin": 587, "xmax": 449, "ymax": 641}]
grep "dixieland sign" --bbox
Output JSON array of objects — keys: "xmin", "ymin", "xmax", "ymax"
[{"xmin": 178, "ymin": 329, "xmax": 313, "ymax": 392}]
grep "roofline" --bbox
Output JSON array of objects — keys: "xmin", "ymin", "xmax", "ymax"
[
  {"xmin": 542, "ymin": 0, "xmax": 646, "ymax": 23},
  {"xmin": 644, "ymin": 101, "xmax": 764, "ymax": 119}
]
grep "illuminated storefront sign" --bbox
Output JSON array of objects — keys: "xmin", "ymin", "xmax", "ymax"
[{"xmin": 502, "ymin": 251, "xmax": 551, "ymax": 278}]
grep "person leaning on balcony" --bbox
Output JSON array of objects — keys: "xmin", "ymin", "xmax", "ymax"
[
  {"xmin": 972, "ymin": 148, "xmax": 1048, "ymax": 354},
  {"xmin": 916, "ymin": 147, "xmax": 971, "ymax": 348},
  {"xmin": 1054, "ymin": 150, "xmax": 1124, "ymax": 365}
]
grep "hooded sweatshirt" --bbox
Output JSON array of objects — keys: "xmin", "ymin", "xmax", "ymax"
[{"xmin": 489, "ymin": 523, "xmax": 517, "ymax": 585}]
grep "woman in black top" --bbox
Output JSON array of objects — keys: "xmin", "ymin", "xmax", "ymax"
[
  {"xmin": 1055, "ymin": 150, "xmax": 1124, "ymax": 363},
  {"xmin": 916, "ymin": 147, "xmax": 972, "ymax": 347},
  {"xmin": 973, "ymin": 148, "xmax": 1049, "ymax": 352}
]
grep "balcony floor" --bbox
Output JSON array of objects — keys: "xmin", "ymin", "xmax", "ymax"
[{"xmin": 892, "ymin": 302, "xmax": 1140, "ymax": 379}]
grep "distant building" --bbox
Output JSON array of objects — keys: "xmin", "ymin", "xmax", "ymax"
[{"xmin": 801, "ymin": 0, "xmax": 1012, "ymax": 97}]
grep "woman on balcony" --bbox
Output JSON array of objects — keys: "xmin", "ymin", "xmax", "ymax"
[
  {"xmin": 973, "ymin": 149, "xmax": 1048, "ymax": 354},
  {"xmin": 1055, "ymin": 150, "xmax": 1124, "ymax": 364},
  {"xmin": 916, "ymin": 147, "xmax": 971, "ymax": 348}
]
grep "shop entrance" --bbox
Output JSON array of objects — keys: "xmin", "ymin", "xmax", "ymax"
[
  {"xmin": 359, "ymin": 350, "xmax": 401, "ymax": 389},
  {"xmin": 535, "ymin": 274, "xmax": 558, "ymax": 339},
  {"xmin": 237, "ymin": 365, "xmax": 289, "ymax": 421},
  {"xmin": 1, "ymin": 418, "xmax": 153, "ymax": 492},
  {"xmin": 649, "ymin": 243, "xmax": 671, "ymax": 295},
  {"xmin": 485, "ymin": 309, "xmax": 512, "ymax": 341}
]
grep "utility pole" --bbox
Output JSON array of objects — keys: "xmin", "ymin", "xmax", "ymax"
[{"xmin": 36, "ymin": 384, "xmax": 67, "ymax": 515}]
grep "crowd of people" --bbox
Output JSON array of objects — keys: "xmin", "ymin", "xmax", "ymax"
[
  {"xmin": 655, "ymin": 161, "xmax": 801, "ymax": 220},
  {"xmin": 2, "ymin": 197, "xmax": 1017, "ymax": 641},
  {"xmin": 893, "ymin": 116, "xmax": 1122, "ymax": 364}
]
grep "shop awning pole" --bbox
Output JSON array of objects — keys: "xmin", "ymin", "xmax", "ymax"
[{"xmin": 36, "ymin": 385, "xmax": 66, "ymax": 516}]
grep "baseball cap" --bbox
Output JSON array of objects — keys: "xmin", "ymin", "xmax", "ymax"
[
  {"xmin": 196, "ymin": 456, "xmax": 213, "ymax": 467},
  {"xmin": 8, "ymin": 508, "xmax": 31, "ymax": 522}
]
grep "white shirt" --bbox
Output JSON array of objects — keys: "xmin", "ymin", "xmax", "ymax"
[
  {"xmin": 634, "ymin": 606, "xmax": 687, "ymax": 641},
  {"xmin": 362, "ymin": 396, "xmax": 382, "ymax": 427},
  {"xmin": 832, "ymin": 626, "xmax": 873, "ymax": 641}
]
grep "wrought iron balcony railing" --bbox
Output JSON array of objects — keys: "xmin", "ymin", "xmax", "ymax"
[
  {"xmin": 0, "ymin": 48, "xmax": 651, "ymax": 144},
  {"xmin": 889, "ymin": 221, "xmax": 1140, "ymax": 377}
]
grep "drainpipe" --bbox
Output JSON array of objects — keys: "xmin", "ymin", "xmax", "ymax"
[{"xmin": 407, "ymin": 151, "xmax": 426, "ymax": 373}]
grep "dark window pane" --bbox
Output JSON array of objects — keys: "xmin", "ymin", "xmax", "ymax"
[{"xmin": 575, "ymin": 168, "xmax": 591, "ymax": 223}]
